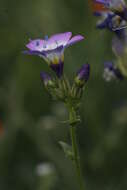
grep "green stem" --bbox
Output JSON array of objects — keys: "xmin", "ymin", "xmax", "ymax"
[{"xmin": 69, "ymin": 106, "xmax": 85, "ymax": 190}]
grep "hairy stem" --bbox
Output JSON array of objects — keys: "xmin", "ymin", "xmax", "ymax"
[{"xmin": 69, "ymin": 106, "xmax": 85, "ymax": 190}]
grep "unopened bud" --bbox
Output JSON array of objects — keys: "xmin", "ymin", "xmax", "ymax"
[
  {"xmin": 75, "ymin": 64, "xmax": 90, "ymax": 87},
  {"xmin": 40, "ymin": 72, "xmax": 54, "ymax": 87}
]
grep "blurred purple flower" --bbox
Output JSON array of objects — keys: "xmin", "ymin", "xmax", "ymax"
[
  {"xmin": 75, "ymin": 64, "xmax": 90, "ymax": 87},
  {"xmin": 112, "ymin": 37, "xmax": 124, "ymax": 56},
  {"xmin": 24, "ymin": 32, "xmax": 84, "ymax": 78},
  {"xmin": 96, "ymin": 12, "xmax": 115, "ymax": 30},
  {"xmin": 95, "ymin": 0, "xmax": 127, "ymax": 21},
  {"xmin": 93, "ymin": 0, "xmax": 127, "ymax": 35},
  {"xmin": 103, "ymin": 61, "xmax": 123, "ymax": 81},
  {"xmin": 92, "ymin": 1, "xmax": 127, "ymax": 80},
  {"xmin": 95, "ymin": 11, "xmax": 127, "ymax": 37}
]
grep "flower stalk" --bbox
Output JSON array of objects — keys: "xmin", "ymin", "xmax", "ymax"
[
  {"xmin": 24, "ymin": 32, "xmax": 90, "ymax": 190},
  {"xmin": 68, "ymin": 106, "xmax": 85, "ymax": 190}
]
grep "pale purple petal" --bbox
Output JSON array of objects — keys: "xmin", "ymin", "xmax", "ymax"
[
  {"xmin": 47, "ymin": 32, "xmax": 72, "ymax": 47},
  {"xmin": 23, "ymin": 50, "xmax": 46, "ymax": 57},
  {"xmin": 26, "ymin": 39, "xmax": 45, "ymax": 51},
  {"xmin": 24, "ymin": 33, "xmax": 84, "ymax": 65},
  {"xmin": 67, "ymin": 35, "xmax": 84, "ymax": 47}
]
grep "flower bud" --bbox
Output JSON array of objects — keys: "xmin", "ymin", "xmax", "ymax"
[
  {"xmin": 75, "ymin": 64, "xmax": 90, "ymax": 87},
  {"xmin": 40, "ymin": 72, "xmax": 54, "ymax": 87}
]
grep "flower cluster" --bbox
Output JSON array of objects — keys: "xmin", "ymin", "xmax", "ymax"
[
  {"xmin": 91, "ymin": 0, "xmax": 127, "ymax": 81},
  {"xmin": 24, "ymin": 32, "xmax": 90, "ymax": 107}
]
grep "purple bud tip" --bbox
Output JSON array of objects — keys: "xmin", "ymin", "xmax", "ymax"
[
  {"xmin": 75, "ymin": 64, "xmax": 90, "ymax": 87},
  {"xmin": 77, "ymin": 64, "xmax": 90, "ymax": 82},
  {"xmin": 40, "ymin": 72, "xmax": 52, "ymax": 86},
  {"xmin": 50, "ymin": 61, "xmax": 64, "ymax": 78}
]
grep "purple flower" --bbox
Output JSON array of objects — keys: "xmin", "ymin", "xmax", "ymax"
[
  {"xmin": 95, "ymin": 0, "xmax": 127, "ymax": 20},
  {"xmin": 93, "ymin": 6, "xmax": 127, "ymax": 39},
  {"xmin": 103, "ymin": 61, "xmax": 123, "ymax": 81},
  {"xmin": 112, "ymin": 36, "xmax": 125, "ymax": 56},
  {"xmin": 95, "ymin": 0, "xmax": 124, "ymax": 9},
  {"xmin": 24, "ymin": 32, "xmax": 84, "ymax": 78},
  {"xmin": 95, "ymin": 11, "xmax": 127, "ymax": 36},
  {"xmin": 96, "ymin": 13, "xmax": 115, "ymax": 30},
  {"xmin": 40, "ymin": 72, "xmax": 53, "ymax": 87},
  {"xmin": 75, "ymin": 64, "xmax": 90, "ymax": 87}
]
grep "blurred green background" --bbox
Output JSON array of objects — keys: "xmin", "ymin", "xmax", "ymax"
[{"xmin": 0, "ymin": 0, "xmax": 127, "ymax": 190}]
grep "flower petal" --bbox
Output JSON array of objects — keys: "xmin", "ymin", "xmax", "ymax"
[
  {"xmin": 47, "ymin": 32, "xmax": 72, "ymax": 49},
  {"xmin": 23, "ymin": 50, "xmax": 42, "ymax": 56},
  {"xmin": 26, "ymin": 39, "xmax": 45, "ymax": 51},
  {"xmin": 67, "ymin": 35, "xmax": 84, "ymax": 47}
]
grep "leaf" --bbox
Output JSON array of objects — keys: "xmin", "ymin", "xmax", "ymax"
[{"xmin": 59, "ymin": 141, "xmax": 74, "ymax": 160}]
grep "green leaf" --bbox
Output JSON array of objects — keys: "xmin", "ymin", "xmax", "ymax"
[{"xmin": 59, "ymin": 141, "xmax": 74, "ymax": 160}]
